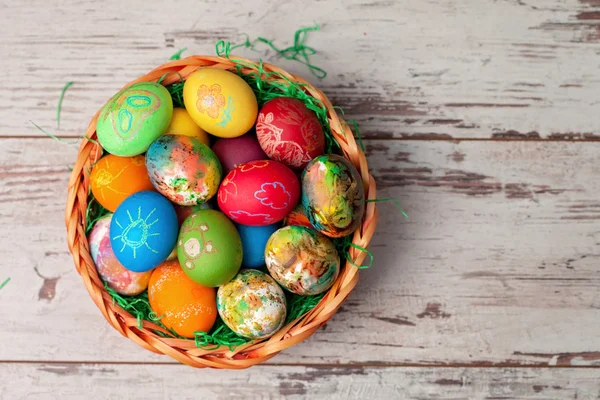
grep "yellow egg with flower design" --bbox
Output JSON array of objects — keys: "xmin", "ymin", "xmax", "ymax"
[{"xmin": 183, "ymin": 69, "xmax": 258, "ymax": 138}]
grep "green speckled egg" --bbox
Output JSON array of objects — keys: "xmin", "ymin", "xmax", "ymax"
[
  {"xmin": 177, "ymin": 209, "xmax": 242, "ymax": 287},
  {"xmin": 217, "ymin": 269, "xmax": 286, "ymax": 339},
  {"xmin": 265, "ymin": 226, "xmax": 340, "ymax": 296},
  {"xmin": 97, "ymin": 82, "xmax": 173, "ymax": 156},
  {"xmin": 301, "ymin": 154, "xmax": 365, "ymax": 238}
]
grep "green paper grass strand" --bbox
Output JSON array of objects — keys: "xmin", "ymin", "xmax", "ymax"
[
  {"xmin": 169, "ymin": 48, "xmax": 187, "ymax": 60},
  {"xmin": 0, "ymin": 277, "xmax": 10, "ymax": 291},
  {"xmin": 56, "ymin": 81, "xmax": 73, "ymax": 129},
  {"xmin": 366, "ymin": 197, "xmax": 409, "ymax": 219},
  {"xmin": 216, "ymin": 26, "xmax": 326, "ymax": 79},
  {"xmin": 347, "ymin": 244, "xmax": 374, "ymax": 269}
]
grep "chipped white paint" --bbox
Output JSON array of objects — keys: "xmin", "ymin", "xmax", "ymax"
[
  {"xmin": 2, "ymin": 0, "xmax": 600, "ymax": 395},
  {"xmin": 2, "ymin": 0, "xmax": 600, "ymax": 139},
  {"xmin": 3, "ymin": 364, "xmax": 600, "ymax": 399}
]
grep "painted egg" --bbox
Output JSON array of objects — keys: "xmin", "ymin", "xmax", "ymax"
[
  {"xmin": 211, "ymin": 133, "xmax": 267, "ymax": 174},
  {"xmin": 302, "ymin": 154, "xmax": 365, "ymax": 238},
  {"xmin": 256, "ymin": 97, "xmax": 325, "ymax": 169},
  {"xmin": 90, "ymin": 154, "xmax": 154, "ymax": 212},
  {"xmin": 236, "ymin": 223, "xmax": 280, "ymax": 269},
  {"xmin": 110, "ymin": 191, "xmax": 178, "ymax": 272},
  {"xmin": 283, "ymin": 203, "xmax": 313, "ymax": 229},
  {"xmin": 146, "ymin": 135, "xmax": 222, "ymax": 206},
  {"xmin": 217, "ymin": 269, "xmax": 286, "ymax": 339},
  {"xmin": 88, "ymin": 214, "xmax": 151, "ymax": 296},
  {"xmin": 173, "ymin": 202, "xmax": 213, "ymax": 226},
  {"xmin": 218, "ymin": 160, "xmax": 300, "ymax": 226},
  {"xmin": 177, "ymin": 209, "xmax": 242, "ymax": 287},
  {"xmin": 97, "ymin": 82, "xmax": 173, "ymax": 156},
  {"xmin": 148, "ymin": 260, "xmax": 217, "ymax": 338},
  {"xmin": 265, "ymin": 226, "xmax": 340, "ymax": 296},
  {"xmin": 165, "ymin": 108, "xmax": 210, "ymax": 146},
  {"xmin": 183, "ymin": 68, "xmax": 258, "ymax": 138}
]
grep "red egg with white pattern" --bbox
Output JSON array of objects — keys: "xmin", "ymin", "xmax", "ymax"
[
  {"xmin": 217, "ymin": 160, "xmax": 300, "ymax": 226},
  {"xmin": 256, "ymin": 97, "xmax": 325, "ymax": 169}
]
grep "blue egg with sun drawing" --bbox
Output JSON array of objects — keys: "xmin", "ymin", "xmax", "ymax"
[{"xmin": 110, "ymin": 191, "xmax": 178, "ymax": 272}]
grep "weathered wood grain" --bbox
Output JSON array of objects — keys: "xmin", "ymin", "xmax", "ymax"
[
  {"xmin": 2, "ymin": 138, "xmax": 600, "ymax": 366},
  {"xmin": 2, "ymin": 363, "xmax": 600, "ymax": 399},
  {"xmin": 2, "ymin": 0, "xmax": 600, "ymax": 139}
]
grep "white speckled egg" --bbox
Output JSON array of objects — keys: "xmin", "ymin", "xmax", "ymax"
[{"xmin": 216, "ymin": 269, "xmax": 286, "ymax": 339}]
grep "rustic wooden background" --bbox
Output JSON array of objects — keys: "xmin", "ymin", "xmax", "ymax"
[{"xmin": 2, "ymin": 0, "xmax": 600, "ymax": 398}]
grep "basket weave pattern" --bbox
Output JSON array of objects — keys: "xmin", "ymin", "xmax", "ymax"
[{"xmin": 65, "ymin": 56, "xmax": 378, "ymax": 369}]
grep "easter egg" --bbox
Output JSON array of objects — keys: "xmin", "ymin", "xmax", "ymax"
[
  {"xmin": 148, "ymin": 260, "xmax": 217, "ymax": 338},
  {"xmin": 183, "ymin": 68, "xmax": 258, "ymax": 138},
  {"xmin": 146, "ymin": 135, "xmax": 222, "ymax": 206},
  {"xmin": 256, "ymin": 97, "xmax": 325, "ymax": 169},
  {"xmin": 217, "ymin": 269, "xmax": 286, "ymax": 339},
  {"xmin": 236, "ymin": 223, "xmax": 280, "ymax": 269},
  {"xmin": 110, "ymin": 191, "xmax": 178, "ymax": 272},
  {"xmin": 265, "ymin": 226, "xmax": 340, "ymax": 296},
  {"xmin": 97, "ymin": 82, "xmax": 173, "ymax": 156},
  {"xmin": 165, "ymin": 108, "xmax": 210, "ymax": 146},
  {"xmin": 173, "ymin": 202, "xmax": 213, "ymax": 226},
  {"xmin": 218, "ymin": 160, "xmax": 300, "ymax": 226},
  {"xmin": 283, "ymin": 203, "xmax": 313, "ymax": 229},
  {"xmin": 177, "ymin": 209, "xmax": 242, "ymax": 287},
  {"xmin": 88, "ymin": 214, "xmax": 151, "ymax": 296},
  {"xmin": 90, "ymin": 154, "xmax": 154, "ymax": 212},
  {"xmin": 211, "ymin": 133, "xmax": 267, "ymax": 174},
  {"xmin": 302, "ymin": 154, "xmax": 365, "ymax": 238}
]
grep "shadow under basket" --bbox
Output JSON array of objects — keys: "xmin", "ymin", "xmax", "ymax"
[{"xmin": 65, "ymin": 55, "xmax": 378, "ymax": 369}]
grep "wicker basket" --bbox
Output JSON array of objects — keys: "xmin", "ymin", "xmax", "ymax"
[{"xmin": 65, "ymin": 55, "xmax": 378, "ymax": 369}]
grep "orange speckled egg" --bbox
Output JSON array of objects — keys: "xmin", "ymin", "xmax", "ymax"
[
  {"xmin": 148, "ymin": 260, "xmax": 217, "ymax": 338},
  {"xmin": 90, "ymin": 154, "xmax": 154, "ymax": 212}
]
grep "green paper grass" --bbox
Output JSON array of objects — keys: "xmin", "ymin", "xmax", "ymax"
[{"xmin": 0, "ymin": 277, "xmax": 10, "ymax": 291}]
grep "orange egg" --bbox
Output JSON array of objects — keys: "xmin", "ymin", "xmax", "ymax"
[
  {"xmin": 148, "ymin": 260, "xmax": 217, "ymax": 338},
  {"xmin": 90, "ymin": 154, "xmax": 154, "ymax": 212}
]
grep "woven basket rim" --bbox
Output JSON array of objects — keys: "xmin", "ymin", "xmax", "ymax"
[{"xmin": 65, "ymin": 55, "xmax": 379, "ymax": 369}]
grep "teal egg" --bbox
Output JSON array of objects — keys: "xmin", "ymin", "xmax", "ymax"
[{"xmin": 97, "ymin": 82, "xmax": 173, "ymax": 156}]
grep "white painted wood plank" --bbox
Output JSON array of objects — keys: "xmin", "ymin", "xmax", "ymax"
[
  {"xmin": 2, "ymin": 363, "xmax": 600, "ymax": 400},
  {"xmin": 2, "ymin": 138, "xmax": 600, "ymax": 365},
  {"xmin": 2, "ymin": 0, "xmax": 600, "ymax": 139}
]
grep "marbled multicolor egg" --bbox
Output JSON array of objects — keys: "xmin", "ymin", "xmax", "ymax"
[
  {"xmin": 283, "ymin": 203, "xmax": 313, "ymax": 229},
  {"xmin": 148, "ymin": 260, "xmax": 217, "ymax": 338},
  {"xmin": 256, "ymin": 97, "xmax": 325, "ymax": 169},
  {"xmin": 265, "ymin": 226, "xmax": 340, "ymax": 296},
  {"xmin": 146, "ymin": 134, "xmax": 222, "ymax": 206},
  {"xmin": 90, "ymin": 154, "xmax": 155, "ymax": 212},
  {"xmin": 211, "ymin": 133, "xmax": 267, "ymax": 174},
  {"xmin": 88, "ymin": 214, "xmax": 151, "ymax": 296},
  {"xmin": 183, "ymin": 69, "xmax": 258, "ymax": 138},
  {"xmin": 97, "ymin": 82, "xmax": 173, "ymax": 156},
  {"xmin": 218, "ymin": 160, "xmax": 300, "ymax": 226},
  {"xmin": 110, "ymin": 191, "xmax": 178, "ymax": 272},
  {"xmin": 217, "ymin": 269, "xmax": 286, "ymax": 339},
  {"xmin": 302, "ymin": 154, "xmax": 365, "ymax": 238},
  {"xmin": 165, "ymin": 108, "xmax": 210, "ymax": 146},
  {"xmin": 177, "ymin": 210, "xmax": 242, "ymax": 287}
]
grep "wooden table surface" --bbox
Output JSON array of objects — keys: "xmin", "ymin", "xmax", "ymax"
[{"xmin": 2, "ymin": 0, "xmax": 600, "ymax": 398}]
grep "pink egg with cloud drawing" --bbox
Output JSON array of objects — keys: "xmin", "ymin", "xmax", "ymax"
[{"xmin": 217, "ymin": 160, "xmax": 300, "ymax": 226}]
